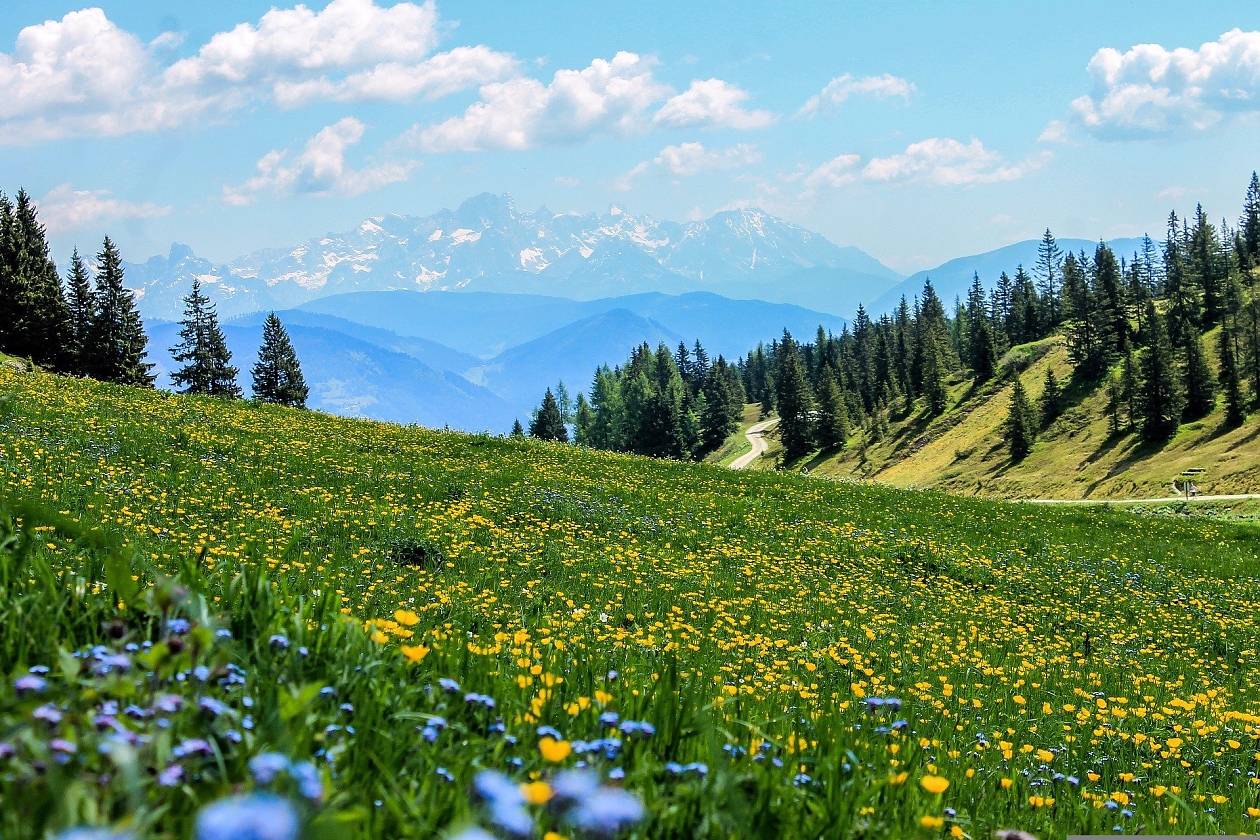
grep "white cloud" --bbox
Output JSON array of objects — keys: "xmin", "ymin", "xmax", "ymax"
[
  {"xmin": 1037, "ymin": 119, "xmax": 1070, "ymax": 143},
  {"xmin": 653, "ymin": 142, "xmax": 761, "ymax": 176},
  {"xmin": 797, "ymin": 73, "xmax": 915, "ymax": 117},
  {"xmin": 223, "ymin": 118, "xmax": 414, "ymax": 205},
  {"xmin": 1070, "ymin": 28, "xmax": 1260, "ymax": 138},
  {"xmin": 800, "ymin": 138, "xmax": 1045, "ymax": 196},
  {"xmin": 861, "ymin": 138, "xmax": 1043, "ymax": 186},
  {"xmin": 609, "ymin": 161, "xmax": 650, "ymax": 192},
  {"xmin": 0, "ymin": 1, "xmax": 512, "ymax": 144},
  {"xmin": 653, "ymin": 79, "xmax": 775, "ymax": 129},
  {"xmin": 415, "ymin": 52, "xmax": 671, "ymax": 151},
  {"xmin": 35, "ymin": 184, "xmax": 170, "ymax": 233}
]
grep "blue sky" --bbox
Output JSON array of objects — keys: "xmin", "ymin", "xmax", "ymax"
[{"xmin": 1, "ymin": 0, "xmax": 1258, "ymax": 273}]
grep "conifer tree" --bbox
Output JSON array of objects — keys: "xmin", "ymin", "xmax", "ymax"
[
  {"xmin": 510, "ymin": 419, "xmax": 525, "ymax": 437},
  {"xmin": 587, "ymin": 366, "xmax": 625, "ymax": 450},
  {"xmin": 1219, "ymin": 322, "xmax": 1246, "ymax": 427},
  {"xmin": 251, "ymin": 312, "xmax": 308, "ymax": 407},
  {"xmin": 1035, "ymin": 229, "xmax": 1063, "ymax": 327},
  {"xmin": 530, "ymin": 389, "xmax": 568, "ymax": 442},
  {"xmin": 1189, "ymin": 204, "xmax": 1225, "ymax": 325},
  {"xmin": 1138, "ymin": 301, "xmax": 1182, "ymax": 441},
  {"xmin": 966, "ymin": 274, "xmax": 998, "ymax": 383},
  {"xmin": 1241, "ymin": 171, "xmax": 1260, "ymax": 268},
  {"xmin": 170, "ymin": 278, "xmax": 239, "ymax": 397},
  {"xmin": 699, "ymin": 359, "xmax": 741, "ymax": 452},
  {"xmin": 1039, "ymin": 367, "xmax": 1063, "ymax": 428},
  {"xmin": 64, "ymin": 249, "xmax": 96, "ymax": 376},
  {"xmin": 1181, "ymin": 329, "xmax": 1215, "ymax": 421},
  {"xmin": 1119, "ymin": 351, "xmax": 1139, "ymax": 432},
  {"xmin": 88, "ymin": 237, "xmax": 154, "ymax": 387},
  {"xmin": 574, "ymin": 393, "xmax": 594, "ymax": 444},
  {"xmin": 1005, "ymin": 377, "xmax": 1036, "ymax": 461},
  {"xmin": 0, "ymin": 190, "xmax": 69, "ymax": 369},
  {"xmin": 774, "ymin": 332, "xmax": 815, "ymax": 461},
  {"xmin": 1163, "ymin": 212, "xmax": 1200, "ymax": 344},
  {"xmin": 814, "ymin": 366, "xmax": 849, "ymax": 451},
  {"xmin": 555, "ymin": 380, "xmax": 573, "ymax": 425},
  {"xmin": 1092, "ymin": 242, "xmax": 1128, "ymax": 358}
]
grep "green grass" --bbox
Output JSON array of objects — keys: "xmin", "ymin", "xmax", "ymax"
[{"xmin": 4, "ymin": 365, "xmax": 1260, "ymax": 838}]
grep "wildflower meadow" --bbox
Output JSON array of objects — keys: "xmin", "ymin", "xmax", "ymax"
[{"xmin": 3, "ymin": 365, "xmax": 1260, "ymax": 838}]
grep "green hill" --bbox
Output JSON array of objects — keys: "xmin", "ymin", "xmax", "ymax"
[
  {"xmin": 735, "ymin": 332, "xmax": 1260, "ymax": 502},
  {"xmin": 2, "ymin": 364, "xmax": 1260, "ymax": 837}
]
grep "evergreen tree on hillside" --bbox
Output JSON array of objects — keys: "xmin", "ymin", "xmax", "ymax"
[
  {"xmin": 530, "ymin": 389, "xmax": 568, "ymax": 442},
  {"xmin": 1181, "ymin": 330, "xmax": 1216, "ymax": 421},
  {"xmin": 1163, "ymin": 213, "xmax": 1200, "ymax": 344},
  {"xmin": 1005, "ymin": 377, "xmax": 1037, "ymax": 461},
  {"xmin": 774, "ymin": 332, "xmax": 815, "ymax": 461},
  {"xmin": 699, "ymin": 357, "xmax": 743, "ymax": 452},
  {"xmin": 587, "ymin": 366, "xmax": 625, "ymax": 450},
  {"xmin": 1039, "ymin": 367, "xmax": 1063, "ymax": 428},
  {"xmin": 555, "ymin": 381, "xmax": 573, "ymax": 425},
  {"xmin": 64, "ymin": 249, "xmax": 96, "ymax": 376},
  {"xmin": 914, "ymin": 281, "xmax": 950, "ymax": 416},
  {"xmin": 1119, "ymin": 351, "xmax": 1139, "ymax": 433},
  {"xmin": 251, "ymin": 312, "xmax": 308, "ymax": 407},
  {"xmin": 1035, "ymin": 229, "xmax": 1063, "ymax": 328},
  {"xmin": 1219, "ymin": 322, "xmax": 1246, "ymax": 427},
  {"xmin": 170, "ymin": 278, "xmax": 239, "ymax": 398},
  {"xmin": 1063, "ymin": 251, "xmax": 1104, "ymax": 377},
  {"xmin": 1138, "ymin": 301, "xmax": 1183, "ymax": 441},
  {"xmin": 1189, "ymin": 205, "xmax": 1226, "ymax": 326},
  {"xmin": 0, "ymin": 190, "xmax": 69, "ymax": 369},
  {"xmin": 88, "ymin": 237, "xmax": 154, "ymax": 387},
  {"xmin": 1093, "ymin": 242, "xmax": 1129, "ymax": 358},
  {"xmin": 814, "ymin": 366, "xmax": 849, "ymax": 451},
  {"xmin": 574, "ymin": 393, "xmax": 594, "ymax": 445},
  {"xmin": 510, "ymin": 419, "xmax": 524, "ymax": 437},
  {"xmin": 966, "ymin": 274, "xmax": 998, "ymax": 383},
  {"xmin": 691, "ymin": 340, "xmax": 710, "ymax": 394},
  {"xmin": 1241, "ymin": 171, "xmax": 1260, "ymax": 268}
]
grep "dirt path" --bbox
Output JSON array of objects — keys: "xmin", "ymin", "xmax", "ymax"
[
  {"xmin": 730, "ymin": 418, "xmax": 779, "ymax": 470},
  {"xmin": 1025, "ymin": 493, "xmax": 1260, "ymax": 505}
]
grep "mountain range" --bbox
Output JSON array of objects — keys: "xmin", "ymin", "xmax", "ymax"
[{"xmin": 125, "ymin": 194, "xmax": 902, "ymax": 322}]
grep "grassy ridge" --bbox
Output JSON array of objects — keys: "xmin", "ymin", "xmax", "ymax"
[{"xmin": 3, "ymin": 365, "xmax": 1260, "ymax": 837}]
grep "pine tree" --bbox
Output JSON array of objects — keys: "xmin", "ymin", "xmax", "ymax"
[
  {"xmin": 774, "ymin": 332, "xmax": 815, "ymax": 461},
  {"xmin": 88, "ymin": 237, "xmax": 154, "ymax": 387},
  {"xmin": 0, "ymin": 190, "xmax": 69, "ymax": 369},
  {"xmin": 699, "ymin": 362, "xmax": 739, "ymax": 452},
  {"xmin": 1039, "ymin": 367, "xmax": 1063, "ymax": 428},
  {"xmin": 1005, "ymin": 377, "xmax": 1036, "ymax": 461},
  {"xmin": 965, "ymin": 274, "xmax": 998, "ymax": 383},
  {"xmin": 587, "ymin": 366, "xmax": 625, "ymax": 450},
  {"xmin": 1092, "ymin": 242, "xmax": 1128, "ymax": 357},
  {"xmin": 530, "ymin": 389, "xmax": 568, "ymax": 442},
  {"xmin": 1119, "ymin": 351, "xmax": 1139, "ymax": 432},
  {"xmin": 1241, "ymin": 171, "xmax": 1260, "ymax": 268},
  {"xmin": 510, "ymin": 419, "xmax": 525, "ymax": 437},
  {"xmin": 251, "ymin": 312, "xmax": 308, "ymax": 407},
  {"xmin": 64, "ymin": 249, "xmax": 96, "ymax": 376},
  {"xmin": 1138, "ymin": 301, "xmax": 1183, "ymax": 441},
  {"xmin": 1163, "ymin": 212, "xmax": 1200, "ymax": 344},
  {"xmin": 1189, "ymin": 204, "xmax": 1225, "ymax": 326},
  {"xmin": 814, "ymin": 366, "xmax": 849, "ymax": 451},
  {"xmin": 170, "ymin": 278, "xmax": 239, "ymax": 397},
  {"xmin": 1219, "ymin": 322, "xmax": 1246, "ymax": 427},
  {"xmin": 574, "ymin": 392, "xmax": 594, "ymax": 444},
  {"xmin": 1181, "ymin": 329, "xmax": 1215, "ymax": 421},
  {"xmin": 1035, "ymin": 228, "xmax": 1063, "ymax": 327}
]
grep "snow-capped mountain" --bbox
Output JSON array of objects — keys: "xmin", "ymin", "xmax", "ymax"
[{"xmin": 126, "ymin": 194, "xmax": 903, "ymax": 321}]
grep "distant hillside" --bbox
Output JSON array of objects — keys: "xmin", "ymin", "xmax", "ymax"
[
  {"xmin": 869, "ymin": 237, "xmax": 1147, "ymax": 315},
  {"xmin": 124, "ymin": 194, "xmax": 901, "ymax": 320},
  {"xmin": 743, "ymin": 332, "xmax": 1260, "ymax": 501}
]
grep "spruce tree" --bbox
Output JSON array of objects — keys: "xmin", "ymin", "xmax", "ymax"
[
  {"xmin": 0, "ymin": 190, "xmax": 69, "ymax": 369},
  {"xmin": 1241, "ymin": 171, "xmax": 1260, "ymax": 268},
  {"xmin": 64, "ymin": 249, "xmax": 96, "ymax": 376},
  {"xmin": 699, "ymin": 361, "xmax": 739, "ymax": 452},
  {"xmin": 555, "ymin": 381, "xmax": 573, "ymax": 425},
  {"xmin": 170, "ymin": 278, "xmax": 239, "ymax": 397},
  {"xmin": 966, "ymin": 273, "xmax": 998, "ymax": 383},
  {"xmin": 530, "ymin": 389, "xmax": 568, "ymax": 442},
  {"xmin": 573, "ymin": 393, "xmax": 594, "ymax": 445},
  {"xmin": 814, "ymin": 366, "xmax": 849, "ymax": 451},
  {"xmin": 1005, "ymin": 377, "xmax": 1036, "ymax": 461},
  {"xmin": 1119, "ymin": 351, "xmax": 1139, "ymax": 432},
  {"xmin": 1219, "ymin": 322, "xmax": 1246, "ymax": 427},
  {"xmin": 252, "ymin": 312, "xmax": 308, "ymax": 407},
  {"xmin": 1039, "ymin": 367, "xmax": 1063, "ymax": 428},
  {"xmin": 1138, "ymin": 301, "xmax": 1182, "ymax": 441},
  {"xmin": 1181, "ymin": 329, "xmax": 1215, "ymax": 421},
  {"xmin": 88, "ymin": 237, "xmax": 154, "ymax": 387},
  {"xmin": 1092, "ymin": 242, "xmax": 1128, "ymax": 358},
  {"xmin": 774, "ymin": 332, "xmax": 815, "ymax": 461},
  {"xmin": 510, "ymin": 419, "xmax": 525, "ymax": 437},
  {"xmin": 1163, "ymin": 212, "xmax": 1200, "ymax": 344},
  {"xmin": 1035, "ymin": 229, "xmax": 1063, "ymax": 327}
]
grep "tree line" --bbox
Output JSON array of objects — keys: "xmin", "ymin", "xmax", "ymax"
[
  {"xmin": 533, "ymin": 171, "xmax": 1260, "ymax": 465},
  {"xmin": 521, "ymin": 340, "xmax": 746, "ymax": 460},
  {"xmin": 0, "ymin": 188, "xmax": 309, "ymax": 408}
]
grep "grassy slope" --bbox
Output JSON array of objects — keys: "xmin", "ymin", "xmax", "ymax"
[
  {"xmin": 742, "ymin": 333, "xmax": 1260, "ymax": 500},
  {"xmin": 5, "ymin": 365, "xmax": 1260, "ymax": 836}
]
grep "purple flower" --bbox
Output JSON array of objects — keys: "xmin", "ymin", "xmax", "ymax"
[
  {"xmin": 290, "ymin": 761, "xmax": 323, "ymax": 802},
  {"xmin": 153, "ymin": 694, "xmax": 183, "ymax": 714},
  {"xmin": 268, "ymin": 635, "xmax": 289, "ymax": 650},
  {"xmin": 15, "ymin": 674, "xmax": 47, "ymax": 694},
  {"xmin": 198, "ymin": 697, "xmax": 228, "ymax": 718},
  {"xmin": 435, "ymin": 766, "xmax": 455, "ymax": 783},
  {"xmin": 158, "ymin": 764, "xmax": 185, "ymax": 787},
  {"xmin": 250, "ymin": 753, "xmax": 290, "ymax": 784},
  {"xmin": 33, "ymin": 703, "xmax": 63, "ymax": 725},
  {"xmin": 438, "ymin": 678, "xmax": 460, "ymax": 694},
  {"xmin": 173, "ymin": 738, "xmax": 214, "ymax": 759},
  {"xmin": 0, "ymin": 743, "xmax": 14, "ymax": 759},
  {"xmin": 195, "ymin": 794, "xmax": 298, "ymax": 840},
  {"xmin": 168, "ymin": 618, "xmax": 192, "ymax": 634},
  {"xmin": 599, "ymin": 711, "xmax": 620, "ymax": 728},
  {"xmin": 565, "ymin": 787, "xmax": 644, "ymax": 837},
  {"xmin": 50, "ymin": 738, "xmax": 77, "ymax": 756}
]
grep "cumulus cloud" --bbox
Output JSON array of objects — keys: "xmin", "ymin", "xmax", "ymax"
[
  {"xmin": 653, "ymin": 142, "xmax": 761, "ymax": 175},
  {"xmin": 223, "ymin": 118, "xmax": 414, "ymax": 205},
  {"xmin": 414, "ymin": 52, "xmax": 671, "ymax": 151},
  {"xmin": 797, "ymin": 73, "xmax": 915, "ymax": 117},
  {"xmin": 652, "ymin": 79, "xmax": 775, "ymax": 129},
  {"xmin": 1070, "ymin": 28, "xmax": 1260, "ymax": 138},
  {"xmin": 801, "ymin": 138, "xmax": 1045, "ymax": 196},
  {"xmin": 0, "ymin": 1, "xmax": 513, "ymax": 143},
  {"xmin": 35, "ymin": 184, "xmax": 170, "ymax": 233}
]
